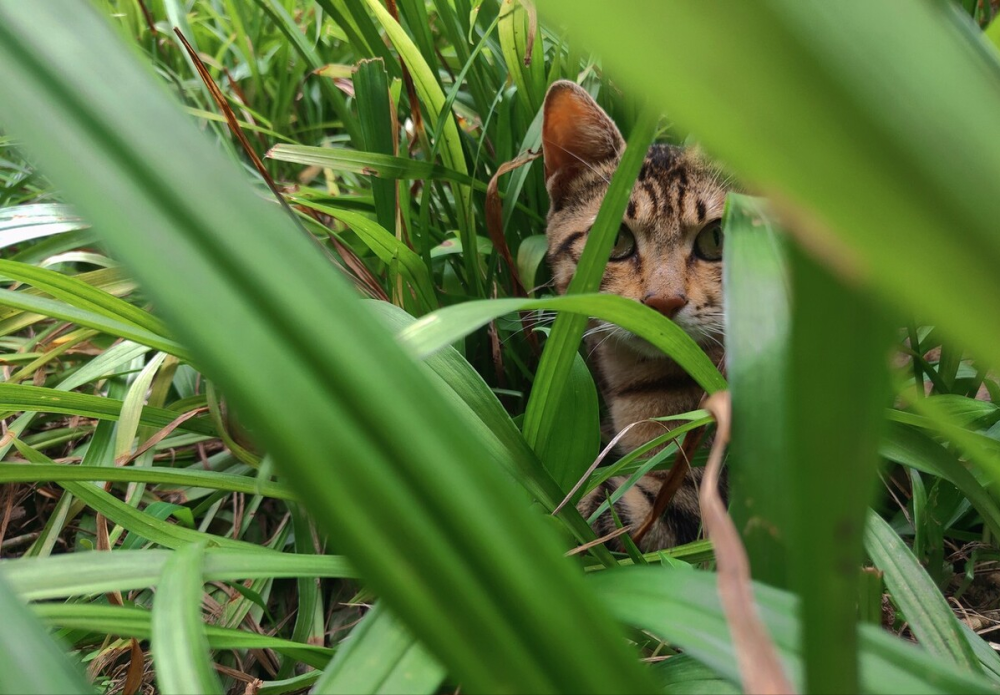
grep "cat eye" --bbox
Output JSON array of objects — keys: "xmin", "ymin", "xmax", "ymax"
[
  {"xmin": 693, "ymin": 221, "xmax": 723, "ymax": 261},
  {"xmin": 609, "ymin": 224, "xmax": 636, "ymax": 261}
]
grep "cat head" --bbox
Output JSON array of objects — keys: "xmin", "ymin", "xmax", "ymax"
[{"xmin": 541, "ymin": 80, "xmax": 729, "ymax": 355}]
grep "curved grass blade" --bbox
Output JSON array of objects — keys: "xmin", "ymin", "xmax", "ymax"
[
  {"xmin": 312, "ymin": 602, "xmax": 445, "ymax": 695},
  {"xmin": 590, "ymin": 565, "xmax": 998, "ymax": 695},
  {"xmin": 0, "ymin": 258, "xmax": 167, "ymax": 335},
  {"xmin": 0, "ymin": 203, "xmax": 88, "ymax": 248},
  {"xmin": 151, "ymin": 543, "xmax": 224, "ymax": 695},
  {"xmin": 0, "ymin": 548, "xmax": 356, "ymax": 601},
  {"xmin": 0, "ymin": 464, "xmax": 293, "ymax": 500},
  {"xmin": 722, "ymin": 195, "xmax": 792, "ymax": 588},
  {"xmin": 0, "ymin": 5, "xmax": 653, "ymax": 692},
  {"xmin": 864, "ymin": 511, "xmax": 981, "ymax": 672},
  {"xmin": 32, "ymin": 603, "xmax": 333, "ymax": 668},
  {"xmin": 291, "ymin": 198, "xmax": 435, "ymax": 312},
  {"xmin": 266, "ymin": 145, "xmax": 472, "ymax": 183},
  {"xmin": 0, "ymin": 288, "xmax": 185, "ymax": 358},
  {"xmin": 0, "ymin": 575, "xmax": 93, "ymax": 695},
  {"xmin": 0, "ymin": 383, "xmax": 214, "ymax": 435},
  {"xmin": 360, "ymin": 0, "xmax": 476, "ymax": 288},
  {"xmin": 880, "ymin": 422, "xmax": 1000, "ymax": 540},
  {"xmin": 398, "ymin": 294, "xmax": 726, "ymax": 393}
]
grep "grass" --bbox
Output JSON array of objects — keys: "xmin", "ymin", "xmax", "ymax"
[{"xmin": 0, "ymin": 1, "xmax": 998, "ymax": 693}]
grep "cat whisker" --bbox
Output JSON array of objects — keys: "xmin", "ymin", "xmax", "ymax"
[
  {"xmin": 583, "ymin": 323, "xmax": 616, "ymax": 340},
  {"xmin": 498, "ymin": 311, "xmax": 559, "ymax": 346},
  {"xmin": 587, "ymin": 330, "xmax": 619, "ymax": 359}
]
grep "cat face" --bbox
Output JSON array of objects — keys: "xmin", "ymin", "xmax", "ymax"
[{"xmin": 541, "ymin": 81, "xmax": 729, "ymax": 356}]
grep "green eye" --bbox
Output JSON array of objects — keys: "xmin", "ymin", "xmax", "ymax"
[
  {"xmin": 694, "ymin": 220, "xmax": 723, "ymax": 261},
  {"xmin": 610, "ymin": 224, "xmax": 636, "ymax": 260}
]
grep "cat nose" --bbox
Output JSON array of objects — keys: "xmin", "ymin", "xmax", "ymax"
[{"xmin": 643, "ymin": 293, "xmax": 688, "ymax": 319}]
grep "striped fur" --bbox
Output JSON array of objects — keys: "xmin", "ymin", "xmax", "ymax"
[{"xmin": 542, "ymin": 81, "xmax": 730, "ymax": 552}]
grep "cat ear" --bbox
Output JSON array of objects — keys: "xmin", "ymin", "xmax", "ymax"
[{"xmin": 542, "ymin": 81, "xmax": 624, "ymax": 206}]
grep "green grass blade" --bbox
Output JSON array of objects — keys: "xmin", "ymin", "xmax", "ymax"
[
  {"xmin": 0, "ymin": 548, "xmax": 356, "ymax": 601},
  {"xmin": 291, "ymin": 198, "xmax": 435, "ymax": 312},
  {"xmin": 722, "ymin": 195, "xmax": 792, "ymax": 589},
  {"xmin": 0, "ymin": 4, "xmax": 653, "ymax": 692},
  {"xmin": 498, "ymin": 2, "xmax": 541, "ymax": 117},
  {"xmin": 651, "ymin": 655, "xmax": 741, "ymax": 695},
  {"xmin": 880, "ymin": 423, "xmax": 1000, "ymax": 540},
  {"xmin": 312, "ymin": 602, "xmax": 445, "ymax": 695},
  {"xmin": 32, "ymin": 603, "xmax": 334, "ymax": 668},
  {"xmin": 0, "ymin": 464, "xmax": 293, "ymax": 500},
  {"xmin": 0, "ymin": 288, "xmax": 186, "ymax": 357},
  {"xmin": 361, "ymin": 0, "xmax": 476, "ymax": 289},
  {"xmin": 267, "ymin": 145, "xmax": 472, "ymax": 183},
  {"xmin": 0, "ymin": 258, "xmax": 167, "ymax": 335},
  {"xmin": 590, "ymin": 566, "xmax": 997, "ymax": 695},
  {"xmin": 0, "ymin": 203, "xmax": 88, "ymax": 247},
  {"xmin": 521, "ymin": 105, "xmax": 659, "ymax": 468},
  {"xmin": 113, "ymin": 352, "xmax": 168, "ymax": 462},
  {"xmin": 543, "ymin": 352, "xmax": 600, "ymax": 491},
  {"xmin": 864, "ymin": 511, "xmax": 981, "ymax": 672},
  {"xmin": 151, "ymin": 542, "xmax": 224, "ymax": 695},
  {"xmin": 786, "ymin": 246, "xmax": 892, "ymax": 694},
  {"xmin": 354, "ymin": 58, "xmax": 398, "ymax": 236},
  {"xmin": 0, "ymin": 383, "xmax": 214, "ymax": 435},
  {"xmin": 399, "ymin": 295, "xmax": 726, "ymax": 393},
  {"xmin": 0, "ymin": 575, "xmax": 93, "ymax": 695}
]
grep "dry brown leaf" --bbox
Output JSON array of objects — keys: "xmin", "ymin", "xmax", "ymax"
[
  {"xmin": 122, "ymin": 638, "xmax": 145, "ymax": 695},
  {"xmin": 701, "ymin": 391, "xmax": 795, "ymax": 695}
]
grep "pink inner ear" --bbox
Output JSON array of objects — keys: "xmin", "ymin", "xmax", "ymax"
[{"xmin": 542, "ymin": 84, "xmax": 623, "ymax": 184}]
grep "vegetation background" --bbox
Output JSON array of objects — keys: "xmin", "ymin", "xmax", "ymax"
[{"xmin": 0, "ymin": 0, "xmax": 999, "ymax": 693}]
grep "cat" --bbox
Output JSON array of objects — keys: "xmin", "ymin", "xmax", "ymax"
[{"xmin": 541, "ymin": 80, "xmax": 729, "ymax": 552}]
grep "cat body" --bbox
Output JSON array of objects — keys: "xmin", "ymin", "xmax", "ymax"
[{"xmin": 541, "ymin": 81, "xmax": 729, "ymax": 551}]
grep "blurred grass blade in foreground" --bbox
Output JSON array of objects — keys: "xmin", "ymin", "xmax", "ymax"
[{"xmin": 0, "ymin": 2, "xmax": 652, "ymax": 693}]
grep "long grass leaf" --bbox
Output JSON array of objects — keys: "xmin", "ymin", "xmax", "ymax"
[
  {"xmin": 312, "ymin": 602, "xmax": 445, "ymax": 695},
  {"xmin": 151, "ymin": 543, "xmax": 224, "ymax": 695},
  {"xmin": 0, "ymin": 464, "xmax": 292, "ymax": 500},
  {"xmin": 0, "ymin": 548, "xmax": 356, "ymax": 601},
  {"xmin": 32, "ymin": 603, "xmax": 333, "ymax": 668},
  {"xmin": 0, "ymin": 576, "xmax": 92, "ymax": 695},
  {"xmin": 590, "ymin": 566, "xmax": 997, "ymax": 695},
  {"xmin": 785, "ymin": 246, "xmax": 892, "ymax": 693},
  {"xmin": 722, "ymin": 195, "xmax": 792, "ymax": 588},
  {"xmin": 864, "ymin": 511, "xmax": 981, "ymax": 672},
  {"xmin": 0, "ymin": 4, "xmax": 652, "ymax": 691},
  {"xmin": 399, "ymin": 294, "xmax": 726, "ymax": 393},
  {"xmin": 0, "ymin": 383, "xmax": 214, "ymax": 435},
  {"xmin": 0, "ymin": 288, "xmax": 185, "ymax": 357},
  {"xmin": 0, "ymin": 258, "xmax": 167, "ymax": 335},
  {"xmin": 361, "ymin": 0, "xmax": 476, "ymax": 288}
]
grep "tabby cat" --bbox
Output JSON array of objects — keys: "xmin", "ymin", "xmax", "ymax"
[{"xmin": 541, "ymin": 81, "xmax": 729, "ymax": 552}]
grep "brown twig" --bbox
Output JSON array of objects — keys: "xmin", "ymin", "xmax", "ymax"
[
  {"xmin": 486, "ymin": 152, "xmax": 537, "ymax": 297},
  {"xmin": 631, "ymin": 423, "xmax": 706, "ymax": 547}
]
